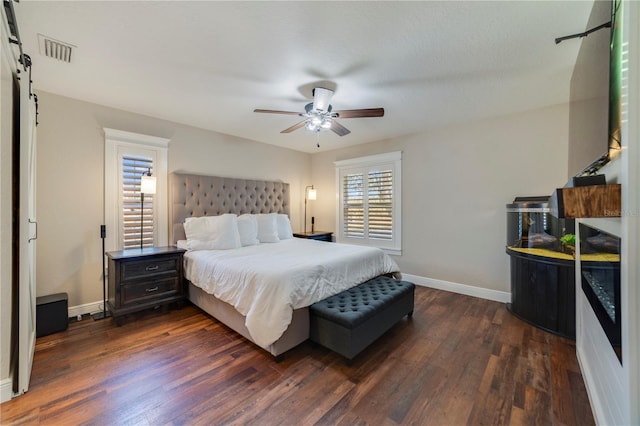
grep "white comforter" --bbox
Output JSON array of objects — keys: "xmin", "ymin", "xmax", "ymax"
[{"xmin": 184, "ymin": 238, "xmax": 399, "ymax": 348}]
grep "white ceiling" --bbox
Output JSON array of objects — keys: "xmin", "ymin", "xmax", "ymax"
[{"xmin": 14, "ymin": 1, "xmax": 594, "ymax": 153}]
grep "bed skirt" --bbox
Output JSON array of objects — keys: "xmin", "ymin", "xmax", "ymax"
[{"xmin": 187, "ymin": 282, "xmax": 310, "ymax": 358}]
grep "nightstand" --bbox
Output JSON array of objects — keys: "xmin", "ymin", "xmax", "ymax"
[
  {"xmin": 107, "ymin": 246, "xmax": 186, "ymax": 324},
  {"xmin": 293, "ymin": 231, "xmax": 333, "ymax": 242}
]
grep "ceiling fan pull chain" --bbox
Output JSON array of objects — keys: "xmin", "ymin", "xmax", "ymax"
[{"xmin": 315, "ymin": 130, "xmax": 320, "ymax": 148}]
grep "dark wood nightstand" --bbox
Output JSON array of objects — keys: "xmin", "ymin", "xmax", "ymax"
[
  {"xmin": 293, "ymin": 231, "xmax": 333, "ymax": 242},
  {"xmin": 107, "ymin": 246, "xmax": 186, "ymax": 324}
]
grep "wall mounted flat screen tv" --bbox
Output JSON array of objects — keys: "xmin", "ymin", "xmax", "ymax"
[{"xmin": 568, "ymin": 0, "xmax": 622, "ymax": 177}]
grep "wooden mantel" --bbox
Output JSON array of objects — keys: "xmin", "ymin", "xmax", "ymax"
[{"xmin": 549, "ymin": 184, "xmax": 621, "ymax": 218}]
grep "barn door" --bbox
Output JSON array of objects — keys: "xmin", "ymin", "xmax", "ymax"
[{"xmin": 15, "ymin": 78, "xmax": 37, "ymax": 396}]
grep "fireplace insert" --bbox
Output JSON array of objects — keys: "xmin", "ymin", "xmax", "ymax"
[{"xmin": 579, "ymin": 222, "xmax": 621, "ymax": 363}]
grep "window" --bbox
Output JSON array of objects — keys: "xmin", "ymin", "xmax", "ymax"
[
  {"xmin": 122, "ymin": 155, "xmax": 154, "ymax": 248},
  {"xmin": 104, "ymin": 129, "xmax": 169, "ymax": 252},
  {"xmin": 335, "ymin": 151, "xmax": 401, "ymax": 254}
]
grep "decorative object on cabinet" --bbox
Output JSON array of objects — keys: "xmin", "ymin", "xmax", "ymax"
[
  {"xmin": 569, "ymin": 174, "xmax": 606, "ymax": 187},
  {"xmin": 107, "ymin": 246, "xmax": 186, "ymax": 325},
  {"xmin": 549, "ymin": 184, "xmax": 621, "ymax": 218},
  {"xmin": 560, "ymin": 233, "xmax": 576, "ymax": 255}
]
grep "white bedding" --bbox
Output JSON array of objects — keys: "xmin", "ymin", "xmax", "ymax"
[{"xmin": 183, "ymin": 238, "xmax": 399, "ymax": 348}]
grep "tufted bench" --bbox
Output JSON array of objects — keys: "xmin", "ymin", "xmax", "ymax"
[{"xmin": 309, "ymin": 275, "xmax": 415, "ymax": 360}]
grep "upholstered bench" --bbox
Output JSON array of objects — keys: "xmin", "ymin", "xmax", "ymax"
[{"xmin": 309, "ymin": 275, "xmax": 415, "ymax": 360}]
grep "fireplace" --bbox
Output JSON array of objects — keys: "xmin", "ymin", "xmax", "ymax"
[{"xmin": 579, "ymin": 223, "xmax": 621, "ymax": 363}]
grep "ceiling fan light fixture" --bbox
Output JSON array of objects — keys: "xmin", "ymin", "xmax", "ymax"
[
  {"xmin": 305, "ymin": 115, "xmax": 332, "ymax": 133},
  {"xmin": 312, "ymin": 87, "xmax": 333, "ymax": 112},
  {"xmin": 254, "ymin": 85, "xmax": 383, "ymax": 138}
]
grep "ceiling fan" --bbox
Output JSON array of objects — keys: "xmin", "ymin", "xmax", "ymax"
[{"xmin": 254, "ymin": 87, "xmax": 384, "ymax": 137}]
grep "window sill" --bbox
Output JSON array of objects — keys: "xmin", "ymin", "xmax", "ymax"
[
  {"xmin": 381, "ymin": 248, "xmax": 402, "ymax": 256},
  {"xmin": 337, "ymin": 238, "xmax": 401, "ymax": 256}
]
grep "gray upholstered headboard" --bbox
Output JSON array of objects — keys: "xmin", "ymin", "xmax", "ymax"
[{"xmin": 169, "ymin": 172, "xmax": 290, "ymax": 244}]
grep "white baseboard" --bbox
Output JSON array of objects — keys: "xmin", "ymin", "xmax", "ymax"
[
  {"xmin": 0, "ymin": 377, "xmax": 13, "ymax": 403},
  {"xmin": 67, "ymin": 300, "xmax": 104, "ymax": 319},
  {"xmin": 402, "ymin": 273, "xmax": 510, "ymax": 303},
  {"xmin": 67, "ymin": 278, "xmax": 509, "ymax": 317}
]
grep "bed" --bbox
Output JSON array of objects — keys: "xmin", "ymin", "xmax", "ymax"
[{"xmin": 169, "ymin": 172, "xmax": 399, "ymax": 358}]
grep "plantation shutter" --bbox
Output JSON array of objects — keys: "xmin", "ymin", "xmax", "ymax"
[
  {"xmin": 367, "ymin": 168, "xmax": 393, "ymax": 240},
  {"xmin": 336, "ymin": 152, "xmax": 401, "ymax": 254},
  {"xmin": 122, "ymin": 155, "xmax": 154, "ymax": 248},
  {"xmin": 342, "ymin": 168, "xmax": 393, "ymax": 241},
  {"xmin": 343, "ymin": 172, "xmax": 365, "ymax": 238}
]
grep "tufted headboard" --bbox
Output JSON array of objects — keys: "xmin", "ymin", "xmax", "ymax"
[{"xmin": 169, "ymin": 172, "xmax": 290, "ymax": 244}]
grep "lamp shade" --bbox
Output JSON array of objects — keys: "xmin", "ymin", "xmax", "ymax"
[
  {"xmin": 307, "ymin": 187, "xmax": 317, "ymax": 200},
  {"xmin": 140, "ymin": 175, "xmax": 156, "ymax": 194}
]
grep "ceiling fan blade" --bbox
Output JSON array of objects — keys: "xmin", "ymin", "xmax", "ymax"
[
  {"xmin": 330, "ymin": 120, "xmax": 351, "ymax": 137},
  {"xmin": 254, "ymin": 109, "xmax": 301, "ymax": 115},
  {"xmin": 281, "ymin": 120, "xmax": 307, "ymax": 134},
  {"xmin": 334, "ymin": 108, "xmax": 385, "ymax": 118}
]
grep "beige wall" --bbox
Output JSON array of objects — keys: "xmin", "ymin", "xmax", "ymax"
[
  {"xmin": 35, "ymin": 91, "xmax": 311, "ymax": 307},
  {"xmin": 34, "ymin": 90, "xmax": 570, "ymax": 307},
  {"xmin": 310, "ymin": 104, "xmax": 570, "ymax": 292}
]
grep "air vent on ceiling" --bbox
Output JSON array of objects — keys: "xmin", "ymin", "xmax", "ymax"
[{"xmin": 38, "ymin": 34, "xmax": 75, "ymax": 63}]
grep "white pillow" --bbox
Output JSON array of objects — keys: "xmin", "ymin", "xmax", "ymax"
[
  {"xmin": 256, "ymin": 213, "xmax": 280, "ymax": 243},
  {"xmin": 276, "ymin": 214, "xmax": 293, "ymax": 240},
  {"xmin": 183, "ymin": 214, "xmax": 241, "ymax": 250},
  {"xmin": 237, "ymin": 214, "xmax": 259, "ymax": 246}
]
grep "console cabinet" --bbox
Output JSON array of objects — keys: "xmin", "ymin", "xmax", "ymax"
[{"xmin": 506, "ymin": 248, "xmax": 576, "ymax": 339}]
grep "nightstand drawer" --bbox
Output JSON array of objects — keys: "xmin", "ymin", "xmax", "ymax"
[
  {"xmin": 121, "ymin": 256, "xmax": 179, "ymax": 281},
  {"xmin": 121, "ymin": 277, "xmax": 180, "ymax": 306}
]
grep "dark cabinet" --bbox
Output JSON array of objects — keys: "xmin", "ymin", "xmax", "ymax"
[
  {"xmin": 107, "ymin": 246, "xmax": 186, "ymax": 324},
  {"xmin": 507, "ymin": 248, "xmax": 576, "ymax": 339},
  {"xmin": 293, "ymin": 231, "xmax": 333, "ymax": 242}
]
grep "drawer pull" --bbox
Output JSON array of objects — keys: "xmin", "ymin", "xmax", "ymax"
[
  {"xmin": 145, "ymin": 265, "xmax": 160, "ymax": 272},
  {"xmin": 146, "ymin": 286, "xmax": 159, "ymax": 293}
]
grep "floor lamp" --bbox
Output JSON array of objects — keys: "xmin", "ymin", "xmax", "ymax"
[
  {"xmin": 140, "ymin": 169, "xmax": 156, "ymax": 249},
  {"xmin": 304, "ymin": 185, "xmax": 316, "ymax": 233},
  {"xmin": 92, "ymin": 224, "xmax": 110, "ymax": 320}
]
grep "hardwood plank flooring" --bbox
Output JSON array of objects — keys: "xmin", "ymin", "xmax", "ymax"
[{"xmin": 0, "ymin": 287, "xmax": 594, "ymax": 425}]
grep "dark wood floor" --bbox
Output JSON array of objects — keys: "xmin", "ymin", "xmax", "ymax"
[{"xmin": 1, "ymin": 286, "xmax": 594, "ymax": 425}]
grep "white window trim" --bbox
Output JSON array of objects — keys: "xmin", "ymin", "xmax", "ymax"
[
  {"xmin": 335, "ymin": 151, "xmax": 402, "ymax": 255},
  {"xmin": 104, "ymin": 128, "xmax": 169, "ymax": 252}
]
